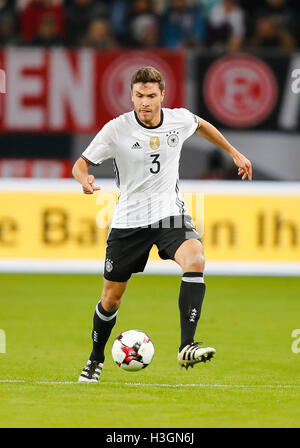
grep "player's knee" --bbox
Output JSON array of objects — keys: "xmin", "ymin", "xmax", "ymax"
[
  {"xmin": 184, "ymin": 252, "xmax": 205, "ymax": 272},
  {"xmin": 101, "ymin": 288, "xmax": 124, "ymax": 312},
  {"xmin": 101, "ymin": 294, "xmax": 122, "ymax": 312}
]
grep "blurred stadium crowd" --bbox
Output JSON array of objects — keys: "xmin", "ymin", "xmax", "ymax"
[{"xmin": 0, "ymin": 0, "xmax": 299, "ymax": 52}]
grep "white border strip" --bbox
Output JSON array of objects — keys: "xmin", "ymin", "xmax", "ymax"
[
  {"xmin": 0, "ymin": 260, "xmax": 300, "ymax": 276},
  {"xmin": 0, "ymin": 379, "xmax": 299, "ymax": 388},
  {"xmin": 1, "ymin": 179, "xmax": 300, "ymax": 195}
]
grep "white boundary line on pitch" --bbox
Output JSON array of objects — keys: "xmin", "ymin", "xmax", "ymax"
[
  {"xmin": 1, "ymin": 380, "xmax": 300, "ymax": 388},
  {"xmin": 1, "ymin": 260, "xmax": 300, "ymax": 276}
]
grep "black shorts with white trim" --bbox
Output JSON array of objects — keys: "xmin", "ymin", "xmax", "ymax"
[{"xmin": 104, "ymin": 215, "xmax": 201, "ymax": 282}]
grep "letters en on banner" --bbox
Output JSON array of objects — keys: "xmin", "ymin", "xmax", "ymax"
[
  {"xmin": 0, "ymin": 49, "xmax": 185, "ymax": 133},
  {"xmin": 0, "ymin": 191, "xmax": 299, "ymax": 262}
]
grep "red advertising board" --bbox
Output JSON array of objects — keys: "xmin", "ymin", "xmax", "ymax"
[
  {"xmin": 0, "ymin": 159, "xmax": 72, "ymax": 177},
  {"xmin": 0, "ymin": 49, "xmax": 185, "ymax": 133}
]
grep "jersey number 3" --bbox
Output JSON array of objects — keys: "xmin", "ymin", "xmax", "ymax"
[{"xmin": 150, "ymin": 154, "xmax": 160, "ymax": 174}]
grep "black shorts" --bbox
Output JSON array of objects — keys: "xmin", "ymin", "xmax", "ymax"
[{"xmin": 104, "ymin": 215, "xmax": 200, "ymax": 282}]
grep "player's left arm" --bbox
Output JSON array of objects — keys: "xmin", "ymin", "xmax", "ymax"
[{"xmin": 196, "ymin": 117, "xmax": 252, "ymax": 181}]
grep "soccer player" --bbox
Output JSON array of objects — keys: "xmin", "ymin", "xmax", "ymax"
[{"xmin": 73, "ymin": 66, "xmax": 252, "ymax": 382}]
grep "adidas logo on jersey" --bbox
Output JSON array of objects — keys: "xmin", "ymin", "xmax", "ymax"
[{"xmin": 131, "ymin": 142, "xmax": 142, "ymax": 149}]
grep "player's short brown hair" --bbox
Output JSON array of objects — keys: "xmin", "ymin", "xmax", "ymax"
[{"xmin": 131, "ymin": 66, "xmax": 165, "ymax": 92}]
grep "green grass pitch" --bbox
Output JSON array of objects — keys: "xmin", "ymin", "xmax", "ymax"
[{"xmin": 0, "ymin": 273, "xmax": 300, "ymax": 428}]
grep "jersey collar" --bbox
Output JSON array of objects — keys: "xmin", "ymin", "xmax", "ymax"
[{"xmin": 134, "ymin": 109, "xmax": 164, "ymax": 129}]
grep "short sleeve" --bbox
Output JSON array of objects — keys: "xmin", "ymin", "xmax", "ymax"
[
  {"xmin": 181, "ymin": 108, "xmax": 199, "ymax": 140},
  {"xmin": 81, "ymin": 120, "xmax": 115, "ymax": 166}
]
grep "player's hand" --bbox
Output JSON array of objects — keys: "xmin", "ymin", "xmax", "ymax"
[
  {"xmin": 82, "ymin": 175, "xmax": 100, "ymax": 194},
  {"xmin": 232, "ymin": 152, "xmax": 252, "ymax": 181}
]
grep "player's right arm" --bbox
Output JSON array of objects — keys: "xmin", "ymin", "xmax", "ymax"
[
  {"xmin": 72, "ymin": 157, "xmax": 100, "ymax": 195},
  {"xmin": 72, "ymin": 120, "xmax": 116, "ymax": 194}
]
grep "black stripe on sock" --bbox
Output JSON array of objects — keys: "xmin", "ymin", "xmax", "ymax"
[
  {"xmin": 97, "ymin": 301, "xmax": 116, "ymax": 318},
  {"xmin": 183, "ymin": 272, "xmax": 203, "ymax": 278}
]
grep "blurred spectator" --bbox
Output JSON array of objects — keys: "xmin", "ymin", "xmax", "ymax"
[
  {"xmin": 20, "ymin": 0, "xmax": 65, "ymax": 44},
  {"xmin": 0, "ymin": 13, "xmax": 21, "ymax": 45},
  {"xmin": 109, "ymin": 0, "xmax": 131, "ymax": 43},
  {"xmin": 81, "ymin": 18, "xmax": 118, "ymax": 49},
  {"xmin": 206, "ymin": 0, "xmax": 245, "ymax": 50},
  {"xmin": 249, "ymin": 15, "xmax": 296, "ymax": 51},
  {"xmin": 128, "ymin": 0, "xmax": 160, "ymax": 48},
  {"xmin": 65, "ymin": 0, "xmax": 108, "ymax": 47},
  {"xmin": 196, "ymin": 0, "xmax": 223, "ymax": 17},
  {"xmin": 31, "ymin": 13, "xmax": 62, "ymax": 46},
  {"xmin": 151, "ymin": 0, "xmax": 168, "ymax": 14},
  {"xmin": 252, "ymin": 0, "xmax": 297, "ymax": 46},
  {"xmin": 161, "ymin": 0, "xmax": 206, "ymax": 49},
  {"xmin": 137, "ymin": 19, "xmax": 160, "ymax": 48}
]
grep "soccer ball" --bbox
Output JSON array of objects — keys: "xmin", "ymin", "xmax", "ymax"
[{"xmin": 111, "ymin": 329, "xmax": 155, "ymax": 371}]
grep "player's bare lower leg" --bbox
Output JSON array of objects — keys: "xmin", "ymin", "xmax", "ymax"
[
  {"xmin": 174, "ymin": 239, "xmax": 215, "ymax": 369},
  {"xmin": 78, "ymin": 279, "xmax": 127, "ymax": 383}
]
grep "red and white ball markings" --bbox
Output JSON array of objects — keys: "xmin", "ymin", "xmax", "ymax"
[{"xmin": 111, "ymin": 329, "xmax": 155, "ymax": 371}]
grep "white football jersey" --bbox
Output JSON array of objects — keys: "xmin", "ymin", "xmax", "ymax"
[{"xmin": 81, "ymin": 107, "xmax": 199, "ymax": 228}]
